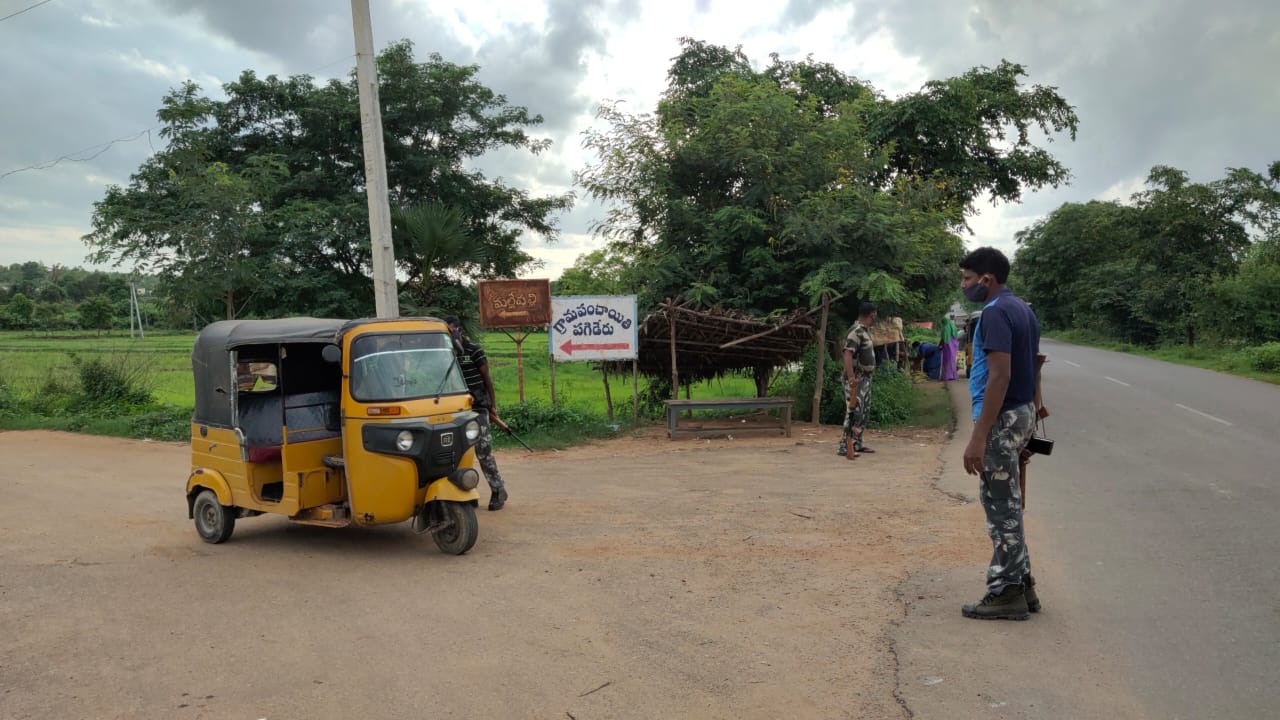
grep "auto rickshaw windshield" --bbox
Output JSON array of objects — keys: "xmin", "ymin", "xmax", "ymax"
[{"xmin": 349, "ymin": 331, "xmax": 467, "ymax": 402}]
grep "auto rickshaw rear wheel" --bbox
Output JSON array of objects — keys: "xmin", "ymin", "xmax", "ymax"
[
  {"xmin": 193, "ymin": 489, "xmax": 236, "ymax": 544},
  {"xmin": 432, "ymin": 502, "xmax": 478, "ymax": 555}
]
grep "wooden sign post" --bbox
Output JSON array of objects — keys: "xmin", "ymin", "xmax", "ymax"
[{"xmin": 477, "ymin": 279, "xmax": 551, "ymax": 403}]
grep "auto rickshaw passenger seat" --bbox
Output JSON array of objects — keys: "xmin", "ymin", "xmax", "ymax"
[{"xmin": 238, "ymin": 392, "xmax": 284, "ymax": 463}]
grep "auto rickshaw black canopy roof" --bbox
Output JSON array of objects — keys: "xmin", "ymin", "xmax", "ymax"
[{"xmin": 192, "ymin": 318, "xmax": 350, "ymax": 427}]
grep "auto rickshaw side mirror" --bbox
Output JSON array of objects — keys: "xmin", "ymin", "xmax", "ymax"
[{"xmin": 321, "ymin": 344, "xmax": 341, "ymax": 364}]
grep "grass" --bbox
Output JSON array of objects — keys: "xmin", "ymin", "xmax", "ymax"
[
  {"xmin": 0, "ymin": 330, "xmax": 196, "ymax": 405},
  {"xmin": 1048, "ymin": 329, "xmax": 1280, "ymax": 386},
  {"xmin": 0, "ymin": 328, "xmax": 951, "ymax": 444},
  {"xmin": 909, "ymin": 380, "xmax": 955, "ymax": 429}
]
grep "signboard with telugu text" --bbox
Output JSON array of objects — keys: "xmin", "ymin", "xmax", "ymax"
[
  {"xmin": 549, "ymin": 295, "xmax": 639, "ymax": 361},
  {"xmin": 477, "ymin": 279, "xmax": 551, "ymax": 329}
]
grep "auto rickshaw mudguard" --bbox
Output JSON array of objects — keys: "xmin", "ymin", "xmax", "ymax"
[
  {"xmin": 423, "ymin": 476, "xmax": 481, "ymax": 504},
  {"xmin": 186, "ymin": 468, "xmax": 233, "ymax": 517}
]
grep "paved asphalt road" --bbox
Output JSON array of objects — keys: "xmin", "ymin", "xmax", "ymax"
[{"xmin": 898, "ymin": 339, "xmax": 1280, "ymax": 719}]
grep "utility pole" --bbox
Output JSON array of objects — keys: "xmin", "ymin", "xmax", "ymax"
[{"xmin": 350, "ymin": 0, "xmax": 399, "ymax": 318}]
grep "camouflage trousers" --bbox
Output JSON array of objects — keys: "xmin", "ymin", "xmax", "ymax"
[
  {"xmin": 475, "ymin": 413, "xmax": 504, "ymax": 491},
  {"xmin": 978, "ymin": 402, "xmax": 1036, "ymax": 593},
  {"xmin": 837, "ymin": 374, "xmax": 873, "ymax": 455}
]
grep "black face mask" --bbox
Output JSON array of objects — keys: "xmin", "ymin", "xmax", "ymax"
[{"xmin": 963, "ymin": 279, "xmax": 989, "ymax": 303}]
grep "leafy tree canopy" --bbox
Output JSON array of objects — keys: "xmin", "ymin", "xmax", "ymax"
[
  {"xmin": 1013, "ymin": 161, "xmax": 1280, "ymax": 345},
  {"xmin": 576, "ymin": 38, "xmax": 1078, "ymax": 324},
  {"xmin": 85, "ymin": 40, "xmax": 572, "ymax": 322}
]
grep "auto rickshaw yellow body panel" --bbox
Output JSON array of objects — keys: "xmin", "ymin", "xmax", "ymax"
[{"xmin": 187, "ymin": 316, "xmax": 482, "ymax": 549}]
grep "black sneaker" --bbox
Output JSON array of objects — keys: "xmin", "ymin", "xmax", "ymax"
[
  {"xmin": 488, "ymin": 487, "xmax": 508, "ymax": 511},
  {"xmin": 1026, "ymin": 574, "xmax": 1041, "ymax": 613},
  {"xmin": 961, "ymin": 584, "xmax": 1030, "ymax": 621}
]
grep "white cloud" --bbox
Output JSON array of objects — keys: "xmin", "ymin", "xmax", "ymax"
[
  {"xmin": 80, "ymin": 14, "xmax": 119, "ymax": 28},
  {"xmin": 114, "ymin": 48, "xmax": 192, "ymax": 83}
]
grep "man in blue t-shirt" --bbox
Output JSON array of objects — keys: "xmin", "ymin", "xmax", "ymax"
[{"xmin": 959, "ymin": 247, "xmax": 1042, "ymax": 621}]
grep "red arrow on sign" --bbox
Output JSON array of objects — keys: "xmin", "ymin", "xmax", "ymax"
[{"xmin": 559, "ymin": 339, "xmax": 632, "ymax": 356}]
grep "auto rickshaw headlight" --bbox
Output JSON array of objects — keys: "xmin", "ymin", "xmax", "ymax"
[
  {"xmin": 464, "ymin": 420, "xmax": 480, "ymax": 442},
  {"xmin": 395, "ymin": 430, "xmax": 415, "ymax": 452},
  {"xmin": 451, "ymin": 467, "xmax": 480, "ymax": 491}
]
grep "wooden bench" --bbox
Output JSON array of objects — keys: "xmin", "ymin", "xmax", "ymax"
[{"xmin": 664, "ymin": 397, "xmax": 794, "ymax": 439}]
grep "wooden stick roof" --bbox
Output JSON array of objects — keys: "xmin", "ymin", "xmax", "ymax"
[{"xmin": 621, "ymin": 300, "xmax": 816, "ymax": 382}]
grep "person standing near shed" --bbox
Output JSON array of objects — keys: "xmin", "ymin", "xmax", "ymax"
[
  {"xmin": 446, "ymin": 316, "xmax": 508, "ymax": 511},
  {"xmin": 838, "ymin": 302, "xmax": 878, "ymax": 459}
]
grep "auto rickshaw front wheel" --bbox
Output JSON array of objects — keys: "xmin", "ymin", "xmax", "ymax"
[
  {"xmin": 432, "ymin": 502, "xmax": 478, "ymax": 555},
  {"xmin": 193, "ymin": 489, "xmax": 236, "ymax": 544}
]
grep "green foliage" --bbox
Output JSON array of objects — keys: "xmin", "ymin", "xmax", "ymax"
[
  {"xmin": 128, "ymin": 405, "xmax": 193, "ymax": 441},
  {"xmin": 1242, "ymin": 342, "xmax": 1280, "ymax": 372},
  {"xmin": 0, "ymin": 377, "xmax": 13, "ymax": 414},
  {"xmin": 867, "ymin": 369, "xmax": 914, "ymax": 427},
  {"xmin": 69, "ymin": 353, "xmax": 154, "ymax": 411},
  {"xmin": 392, "ymin": 203, "xmax": 487, "ymax": 313},
  {"xmin": 553, "ymin": 245, "xmax": 642, "ymax": 296},
  {"xmin": 577, "ymin": 40, "xmax": 1073, "ymax": 325},
  {"xmin": 777, "ymin": 344, "xmax": 918, "ymax": 427},
  {"xmin": 494, "ymin": 400, "xmax": 617, "ymax": 449},
  {"xmin": 1202, "ymin": 240, "xmax": 1280, "ymax": 343},
  {"xmin": 85, "ymin": 40, "xmax": 572, "ymax": 324},
  {"xmin": 78, "ymin": 295, "xmax": 116, "ymax": 334},
  {"xmin": 7, "ymin": 292, "xmax": 34, "ymax": 328},
  {"xmin": 1014, "ymin": 163, "xmax": 1280, "ymax": 347}
]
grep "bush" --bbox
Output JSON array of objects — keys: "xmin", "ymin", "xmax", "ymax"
[
  {"xmin": 1243, "ymin": 342, "xmax": 1280, "ymax": 373},
  {"xmin": 777, "ymin": 344, "xmax": 916, "ymax": 427},
  {"xmin": 69, "ymin": 352, "xmax": 153, "ymax": 411},
  {"xmin": 129, "ymin": 405, "xmax": 193, "ymax": 441},
  {"xmin": 495, "ymin": 399, "xmax": 617, "ymax": 448},
  {"xmin": 867, "ymin": 368, "xmax": 913, "ymax": 427}
]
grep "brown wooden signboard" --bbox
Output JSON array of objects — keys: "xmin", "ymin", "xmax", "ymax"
[{"xmin": 477, "ymin": 279, "xmax": 551, "ymax": 329}]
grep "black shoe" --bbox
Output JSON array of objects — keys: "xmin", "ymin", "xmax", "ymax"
[
  {"xmin": 1026, "ymin": 574, "xmax": 1041, "ymax": 613},
  {"xmin": 857, "ymin": 447, "xmax": 875, "ymax": 454},
  {"xmin": 961, "ymin": 584, "xmax": 1030, "ymax": 621},
  {"xmin": 488, "ymin": 487, "xmax": 508, "ymax": 511}
]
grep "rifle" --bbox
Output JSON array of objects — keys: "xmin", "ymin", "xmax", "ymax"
[{"xmin": 488, "ymin": 410, "xmax": 533, "ymax": 452}]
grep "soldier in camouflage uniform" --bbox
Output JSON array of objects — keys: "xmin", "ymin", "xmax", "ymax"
[
  {"xmin": 959, "ymin": 248, "xmax": 1042, "ymax": 621},
  {"xmin": 838, "ymin": 302, "xmax": 878, "ymax": 458},
  {"xmin": 446, "ymin": 316, "xmax": 508, "ymax": 511}
]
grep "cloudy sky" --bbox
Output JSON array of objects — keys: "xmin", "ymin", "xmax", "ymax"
[{"xmin": 1, "ymin": 0, "xmax": 1277, "ymax": 280}]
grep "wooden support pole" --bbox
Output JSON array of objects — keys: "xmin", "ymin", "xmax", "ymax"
[
  {"xmin": 668, "ymin": 302, "xmax": 679, "ymax": 401},
  {"xmin": 549, "ymin": 354, "xmax": 557, "ymax": 405},
  {"xmin": 812, "ymin": 293, "xmax": 829, "ymax": 424}
]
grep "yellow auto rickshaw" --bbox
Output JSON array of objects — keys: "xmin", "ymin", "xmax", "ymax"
[{"xmin": 186, "ymin": 317, "xmax": 484, "ymax": 554}]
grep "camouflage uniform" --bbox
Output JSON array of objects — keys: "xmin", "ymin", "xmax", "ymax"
[
  {"xmin": 838, "ymin": 321, "xmax": 876, "ymax": 455},
  {"xmin": 979, "ymin": 402, "xmax": 1036, "ymax": 593},
  {"xmin": 473, "ymin": 413, "xmax": 504, "ymax": 492}
]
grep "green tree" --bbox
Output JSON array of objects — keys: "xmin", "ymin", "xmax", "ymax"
[
  {"xmin": 390, "ymin": 202, "xmax": 486, "ymax": 314},
  {"xmin": 7, "ymin": 292, "xmax": 34, "ymax": 329},
  {"xmin": 553, "ymin": 246, "xmax": 641, "ymax": 296},
  {"xmin": 33, "ymin": 301, "xmax": 64, "ymax": 335},
  {"xmin": 1014, "ymin": 162, "xmax": 1280, "ymax": 346},
  {"xmin": 576, "ymin": 39, "xmax": 1076, "ymax": 324},
  {"xmin": 79, "ymin": 295, "xmax": 116, "ymax": 335},
  {"xmin": 86, "ymin": 40, "xmax": 571, "ymax": 322}
]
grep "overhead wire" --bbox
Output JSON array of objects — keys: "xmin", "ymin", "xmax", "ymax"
[
  {"xmin": 0, "ymin": 53, "xmax": 356, "ymax": 183},
  {"xmin": 0, "ymin": 0, "xmax": 54, "ymax": 23}
]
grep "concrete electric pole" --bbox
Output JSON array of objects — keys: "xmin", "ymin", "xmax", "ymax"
[{"xmin": 350, "ymin": 0, "xmax": 399, "ymax": 318}]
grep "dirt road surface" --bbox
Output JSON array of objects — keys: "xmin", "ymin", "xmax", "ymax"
[{"xmin": 2, "ymin": 422, "xmax": 986, "ymax": 720}]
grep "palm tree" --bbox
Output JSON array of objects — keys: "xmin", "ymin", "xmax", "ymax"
[{"xmin": 391, "ymin": 203, "xmax": 488, "ymax": 316}]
